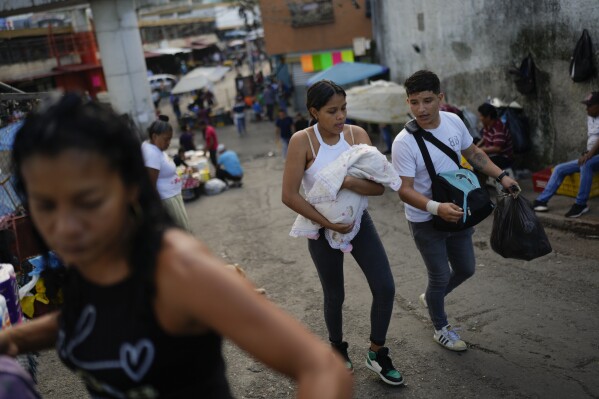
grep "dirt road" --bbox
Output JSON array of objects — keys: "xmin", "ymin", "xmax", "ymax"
[{"xmin": 37, "ymin": 120, "xmax": 599, "ymax": 398}]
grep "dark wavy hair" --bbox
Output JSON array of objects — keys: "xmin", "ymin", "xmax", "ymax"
[
  {"xmin": 478, "ymin": 103, "xmax": 498, "ymax": 119},
  {"xmin": 404, "ymin": 70, "xmax": 441, "ymax": 96},
  {"xmin": 306, "ymin": 80, "xmax": 346, "ymax": 125},
  {"xmin": 11, "ymin": 93, "xmax": 174, "ymax": 331},
  {"xmin": 148, "ymin": 114, "xmax": 173, "ymax": 139}
]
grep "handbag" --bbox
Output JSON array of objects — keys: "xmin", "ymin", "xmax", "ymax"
[{"xmin": 405, "ymin": 120, "xmax": 495, "ymax": 231}]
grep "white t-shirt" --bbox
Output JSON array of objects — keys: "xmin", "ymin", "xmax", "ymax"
[
  {"xmin": 141, "ymin": 142, "xmax": 182, "ymax": 200},
  {"xmin": 392, "ymin": 111, "xmax": 473, "ymax": 222},
  {"xmin": 587, "ymin": 115, "xmax": 599, "ymax": 151}
]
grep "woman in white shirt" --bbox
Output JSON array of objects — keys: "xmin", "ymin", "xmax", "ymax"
[{"xmin": 142, "ymin": 115, "xmax": 191, "ymax": 231}]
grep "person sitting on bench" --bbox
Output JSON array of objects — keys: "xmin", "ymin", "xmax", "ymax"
[{"xmin": 533, "ymin": 92, "xmax": 599, "ymax": 218}]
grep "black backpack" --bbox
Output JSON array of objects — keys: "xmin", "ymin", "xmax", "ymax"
[
  {"xmin": 510, "ymin": 54, "xmax": 536, "ymax": 95},
  {"xmin": 502, "ymin": 107, "xmax": 531, "ymax": 154},
  {"xmin": 569, "ymin": 29, "xmax": 595, "ymax": 82}
]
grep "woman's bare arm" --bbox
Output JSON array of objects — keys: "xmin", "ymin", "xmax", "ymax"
[
  {"xmin": 0, "ymin": 312, "xmax": 59, "ymax": 356},
  {"xmin": 156, "ymin": 231, "xmax": 353, "ymax": 399}
]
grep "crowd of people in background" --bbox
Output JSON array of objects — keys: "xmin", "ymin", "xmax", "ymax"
[{"xmin": 152, "ymin": 58, "xmax": 598, "ymax": 224}]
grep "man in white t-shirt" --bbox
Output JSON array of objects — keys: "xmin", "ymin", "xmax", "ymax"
[{"xmin": 391, "ymin": 70, "xmax": 519, "ymax": 352}]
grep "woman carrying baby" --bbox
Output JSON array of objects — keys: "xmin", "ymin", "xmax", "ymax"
[{"xmin": 281, "ymin": 79, "xmax": 404, "ymax": 386}]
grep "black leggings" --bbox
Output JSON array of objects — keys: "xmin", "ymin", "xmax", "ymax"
[
  {"xmin": 307, "ymin": 211, "xmax": 395, "ymax": 346},
  {"xmin": 216, "ymin": 169, "xmax": 242, "ymax": 183},
  {"xmin": 208, "ymin": 149, "xmax": 218, "ymax": 170}
]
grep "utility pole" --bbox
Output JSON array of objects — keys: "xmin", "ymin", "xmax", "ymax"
[{"xmin": 237, "ymin": 0, "xmax": 256, "ymax": 77}]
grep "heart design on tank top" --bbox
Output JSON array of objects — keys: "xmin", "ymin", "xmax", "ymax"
[{"xmin": 120, "ymin": 339, "xmax": 155, "ymax": 382}]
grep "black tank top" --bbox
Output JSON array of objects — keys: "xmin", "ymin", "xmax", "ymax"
[{"xmin": 57, "ymin": 269, "xmax": 232, "ymax": 398}]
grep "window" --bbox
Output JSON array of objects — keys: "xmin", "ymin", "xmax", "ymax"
[{"xmin": 287, "ymin": 0, "xmax": 334, "ymax": 28}]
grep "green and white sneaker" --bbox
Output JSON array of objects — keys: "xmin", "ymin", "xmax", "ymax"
[
  {"xmin": 331, "ymin": 341, "xmax": 353, "ymax": 373},
  {"xmin": 434, "ymin": 325, "xmax": 467, "ymax": 351},
  {"xmin": 365, "ymin": 347, "xmax": 404, "ymax": 386}
]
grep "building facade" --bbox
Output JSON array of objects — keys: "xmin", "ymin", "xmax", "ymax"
[
  {"xmin": 372, "ymin": 0, "xmax": 599, "ymax": 166},
  {"xmin": 259, "ymin": 0, "xmax": 373, "ymax": 109}
]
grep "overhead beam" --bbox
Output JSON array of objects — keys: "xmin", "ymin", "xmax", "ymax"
[
  {"xmin": 0, "ymin": 0, "xmax": 89, "ymax": 18},
  {"xmin": 137, "ymin": 1, "xmax": 231, "ymax": 17},
  {"xmin": 0, "ymin": 26, "xmax": 73, "ymax": 39},
  {"xmin": 0, "ymin": 92, "xmax": 50, "ymax": 101},
  {"xmin": 139, "ymin": 16, "xmax": 214, "ymax": 28}
]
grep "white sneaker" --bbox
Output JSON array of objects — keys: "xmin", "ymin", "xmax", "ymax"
[
  {"xmin": 434, "ymin": 325, "xmax": 467, "ymax": 351},
  {"xmin": 419, "ymin": 293, "xmax": 428, "ymax": 308}
]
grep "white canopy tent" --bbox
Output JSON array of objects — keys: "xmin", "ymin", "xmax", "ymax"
[
  {"xmin": 171, "ymin": 66, "xmax": 230, "ymax": 95},
  {"xmin": 145, "ymin": 47, "xmax": 191, "ymax": 56},
  {"xmin": 345, "ymin": 81, "xmax": 410, "ymax": 124},
  {"xmin": 186, "ymin": 66, "xmax": 230, "ymax": 82}
]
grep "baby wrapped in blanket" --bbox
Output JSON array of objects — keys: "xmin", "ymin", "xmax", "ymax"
[{"xmin": 290, "ymin": 144, "xmax": 401, "ymax": 252}]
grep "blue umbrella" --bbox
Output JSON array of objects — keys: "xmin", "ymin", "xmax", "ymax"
[
  {"xmin": 306, "ymin": 62, "xmax": 388, "ymax": 86},
  {"xmin": 224, "ymin": 29, "xmax": 247, "ymax": 39}
]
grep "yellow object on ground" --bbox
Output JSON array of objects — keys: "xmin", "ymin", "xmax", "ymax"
[
  {"xmin": 21, "ymin": 278, "xmax": 50, "ymax": 319},
  {"xmin": 554, "ymin": 168, "xmax": 599, "ymax": 198}
]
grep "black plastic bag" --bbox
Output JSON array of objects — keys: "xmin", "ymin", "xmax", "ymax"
[
  {"xmin": 502, "ymin": 107, "xmax": 531, "ymax": 154},
  {"xmin": 490, "ymin": 194, "xmax": 552, "ymax": 261}
]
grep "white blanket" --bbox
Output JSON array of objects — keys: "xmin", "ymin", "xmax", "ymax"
[{"xmin": 290, "ymin": 144, "xmax": 401, "ymax": 252}]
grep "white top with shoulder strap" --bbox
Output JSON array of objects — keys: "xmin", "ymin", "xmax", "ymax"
[{"xmin": 302, "ymin": 124, "xmax": 354, "ymax": 194}]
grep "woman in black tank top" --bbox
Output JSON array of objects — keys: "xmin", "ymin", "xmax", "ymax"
[{"xmin": 0, "ymin": 94, "xmax": 352, "ymax": 398}]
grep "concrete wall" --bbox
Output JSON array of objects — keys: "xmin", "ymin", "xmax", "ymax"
[
  {"xmin": 0, "ymin": 56, "xmax": 80, "ymax": 82},
  {"xmin": 90, "ymin": 0, "xmax": 155, "ymax": 132},
  {"xmin": 372, "ymin": 0, "xmax": 599, "ymax": 167}
]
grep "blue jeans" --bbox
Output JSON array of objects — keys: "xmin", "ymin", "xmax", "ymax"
[
  {"xmin": 381, "ymin": 126, "xmax": 393, "ymax": 152},
  {"xmin": 281, "ymin": 137, "xmax": 290, "ymax": 159},
  {"xmin": 536, "ymin": 155, "xmax": 599, "ymax": 206},
  {"xmin": 409, "ymin": 221, "xmax": 475, "ymax": 330},
  {"xmin": 308, "ymin": 211, "xmax": 395, "ymax": 346},
  {"xmin": 235, "ymin": 116, "xmax": 246, "ymax": 136}
]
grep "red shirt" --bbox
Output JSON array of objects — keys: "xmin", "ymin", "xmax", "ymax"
[
  {"xmin": 481, "ymin": 119, "xmax": 513, "ymax": 159},
  {"xmin": 204, "ymin": 125, "xmax": 218, "ymax": 151}
]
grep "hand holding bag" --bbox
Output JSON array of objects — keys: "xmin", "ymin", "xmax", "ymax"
[{"xmin": 405, "ymin": 119, "xmax": 495, "ymax": 231}]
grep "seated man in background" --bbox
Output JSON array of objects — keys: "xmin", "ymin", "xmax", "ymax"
[
  {"xmin": 173, "ymin": 147, "xmax": 189, "ymax": 167},
  {"xmin": 217, "ymin": 144, "xmax": 244, "ymax": 188},
  {"xmin": 533, "ymin": 92, "xmax": 599, "ymax": 218},
  {"xmin": 477, "ymin": 103, "xmax": 514, "ymax": 170}
]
